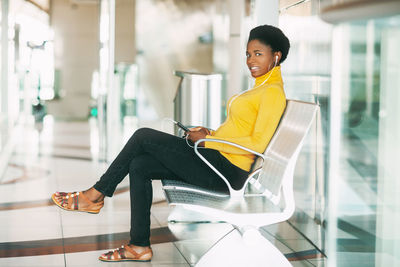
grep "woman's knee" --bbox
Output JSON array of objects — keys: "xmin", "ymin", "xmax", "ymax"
[
  {"xmin": 128, "ymin": 128, "xmax": 151, "ymax": 145},
  {"xmin": 133, "ymin": 127, "xmax": 151, "ymax": 139}
]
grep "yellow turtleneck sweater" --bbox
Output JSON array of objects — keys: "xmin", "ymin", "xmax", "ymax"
[{"xmin": 205, "ymin": 66, "xmax": 286, "ymax": 172}]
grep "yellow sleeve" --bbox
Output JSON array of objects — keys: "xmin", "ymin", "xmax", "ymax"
[{"xmin": 204, "ymin": 87, "xmax": 286, "ymax": 155}]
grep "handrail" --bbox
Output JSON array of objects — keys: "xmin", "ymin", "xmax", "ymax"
[{"xmin": 194, "ymin": 138, "xmax": 265, "ymax": 197}]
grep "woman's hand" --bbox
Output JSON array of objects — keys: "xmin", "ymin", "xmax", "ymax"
[{"xmin": 187, "ymin": 127, "xmax": 210, "ymax": 147}]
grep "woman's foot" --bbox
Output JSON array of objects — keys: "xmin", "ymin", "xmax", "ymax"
[
  {"xmin": 54, "ymin": 187, "xmax": 104, "ymax": 204},
  {"xmin": 99, "ymin": 244, "xmax": 153, "ymax": 262},
  {"xmin": 51, "ymin": 187, "xmax": 104, "ymax": 214}
]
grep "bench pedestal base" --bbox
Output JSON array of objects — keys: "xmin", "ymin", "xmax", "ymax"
[
  {"xmin": 195, "ymin": 228, "xmax": 292, "ymax": 267},
  {"xmin": 167, "ymin": 206, "xmax": 223, "ymax": 223}
]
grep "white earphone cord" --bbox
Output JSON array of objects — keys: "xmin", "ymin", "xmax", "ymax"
[
  {"xmin": 162, "ymin": 57, "xmax": 278, "ymax": 150},
  {"xmin": 227, "ymin": 57, "xmax": 278, "ymax": 119}
]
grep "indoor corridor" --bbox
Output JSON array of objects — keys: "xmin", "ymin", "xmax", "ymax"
[
  {"xmin": 1, "ymin": 0, "xmax": 400, "ymax": 266},
  {"xmin": 0, "ymin": 119, "xmax": 324, "ymax": 266}
]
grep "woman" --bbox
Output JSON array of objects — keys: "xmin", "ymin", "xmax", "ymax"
[{"xmin": 51, "ymin": 24, "xmax": 290, "ymax": 262}]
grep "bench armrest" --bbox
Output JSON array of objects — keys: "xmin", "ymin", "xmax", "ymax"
[{"xmin": 194, "ymin": 138, "xmax": 266, "ymax": 197}]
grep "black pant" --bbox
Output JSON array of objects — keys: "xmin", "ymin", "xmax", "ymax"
[{"xmin": 93, "ymin": 128, "xmax": 248, "ymax": 246}]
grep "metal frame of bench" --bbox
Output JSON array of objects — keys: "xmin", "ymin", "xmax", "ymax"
[{"xmin": 162, "ymin": 100, "xmax": 319, "ymax": 266}]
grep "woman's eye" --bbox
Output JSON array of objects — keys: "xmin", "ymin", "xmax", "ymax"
[{"xmin": 255, "ymin": 53, "xmax": 262, "ymax": 56}]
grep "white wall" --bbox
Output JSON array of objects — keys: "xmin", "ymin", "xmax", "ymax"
[
  {"xmin": 48, "ymin": 0, "xmax": 135, "ymax": 120},
  {"xmin": 115, "ymin": 0, "xmax": 135, "ymax": 63},
  {"xmin": 47, "ymin": 0, "xmax": 99, "ymax": 120},
  {"xmin": 135, "ymin": 0, "xmax": 215, "ymax": 119}
]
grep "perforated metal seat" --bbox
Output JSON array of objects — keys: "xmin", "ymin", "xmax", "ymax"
[
  {"xmin": 162, "ymin": 179, "xmax": 229, "ymax": 196},
  {"xmin": 162, "ymin": 100, "xmax": 319, "ymax": 267},
  {"xmin": 163, "ymin": 188, "xmax": 282, "ymax": 213}
]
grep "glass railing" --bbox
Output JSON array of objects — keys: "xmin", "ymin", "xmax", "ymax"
[
  {"xmin": 279, "ymin": 4, "xmax": 333, "ymax": 254},
  {"xmin": 329, "ymin": 14, "xmax": 400, "ymax": 266},
  {"xmin": 91, "ymin": 63, "xmax": 140, "ymax": 162}
]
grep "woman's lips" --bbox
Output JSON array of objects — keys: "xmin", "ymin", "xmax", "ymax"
[{"xmin": 249, "ymin": 66, "xmax": 259, "ymax": 73}]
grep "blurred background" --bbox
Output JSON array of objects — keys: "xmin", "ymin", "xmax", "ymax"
[{"xmin": 0, "ymin": 0, "xmax": 399, "ymax": 266}]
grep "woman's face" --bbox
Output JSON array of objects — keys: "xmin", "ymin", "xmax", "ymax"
[{"xmin": 246, "ymin": 39, "xmax": 276, "ymax": 78}]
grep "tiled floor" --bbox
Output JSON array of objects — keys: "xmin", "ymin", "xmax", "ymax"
[{"xmin": 0, "ymin": 119, "xmax": 323, "ymax": 266}]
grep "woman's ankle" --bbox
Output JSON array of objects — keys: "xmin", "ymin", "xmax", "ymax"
[
  {"xmin": 128, "ymin": 244, "xmax": 150, "ymax": 252},
  {"xmin": 84, "ymin": 187, "xmax": 105, "ymax": 202}
]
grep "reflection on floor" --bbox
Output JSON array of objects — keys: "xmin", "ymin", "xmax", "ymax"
[{"xmin": 0, "ymin": 120, "xmax": 325, "ymax": 266}]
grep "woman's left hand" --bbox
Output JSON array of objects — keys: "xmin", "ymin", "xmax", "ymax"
[{"xmin": 187, "ymin": 127, "xmax": 209, "ymax": 147}]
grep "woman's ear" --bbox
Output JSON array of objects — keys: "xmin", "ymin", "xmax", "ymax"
[{"xmin": 275, "ymin": 52, "xmax": 282, "ymax": 65}]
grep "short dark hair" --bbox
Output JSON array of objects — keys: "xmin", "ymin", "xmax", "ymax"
[{"xmin": 248, "ymin": 25, "xmax": 290, "ymax": 64}]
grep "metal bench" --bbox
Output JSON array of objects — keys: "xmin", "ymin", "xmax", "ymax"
[{"xmin": 162, "ymin": 100, "xmax": 319, "ymax": 267}]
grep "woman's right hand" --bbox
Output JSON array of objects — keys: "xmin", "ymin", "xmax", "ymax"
[
  {"xmin": 185, "ymin": 127, "xmax": 211, "ymax": 147},
  {"xmin": 188, "ymin": 127, "xmax": 210, "ymax": 136}
]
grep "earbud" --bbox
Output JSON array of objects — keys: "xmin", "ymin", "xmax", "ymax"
[{"xmin": 275, "ymin": 55, "xmax": 278, "ymax": 63}]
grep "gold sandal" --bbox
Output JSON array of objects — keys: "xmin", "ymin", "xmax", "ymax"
[
  {"xmin": 51, "ymin": 191, "xmax": 104, "ymax": 214},
  {"xmin": 99, "ymin": 244, "xmax": 153, "ymax": 262}
]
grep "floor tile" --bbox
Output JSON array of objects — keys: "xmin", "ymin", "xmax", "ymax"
[
  {"xmin": 335, "ymin": 252, "xmax": 375, "ymax": 267},
  {"xmin": 152, "ymin": 180, "xmax": 167, "ymax": 203},
  {"xmin": 279, "ymin": 238, "xmax": 317, "ymax": 253},
  {"xmin": 259, "ymin": 229, "xmax": 296, "ymax": 254},
  {"xmin": 0, "ymin": 180, "xmax": 56, "ymax": 204},
  {"xmin": 171, "ymin": 223, "xmax": 235, "ymax": 265},
  {"xmin": 291, "ymin": 260, "xmax": 315, "ymax": 267},
  {"xmin": 0, "ymin": 254, "xmax": 65, "ymax": 266},
  {"xmin": 54, "ymin": 162, "xmax": 105, "ymax": 190},
  {"xmin": 104, "ymin": 189, "xmax": 134, "ymax": 212},
  {"xmin": 174, "ymin": 239, "xmax": 216, "ymax": 264},
  {"xmin": 262, "ymin": 222, "xmax": 306, "ymax": 241},
  {"xmin": 151, "ymin": 204, "xmax": 174, "ymax": 227},
  {"xmin": 65, "ymin": 242, "xmax": 188, "ymax": 266},
  {"xmin": 0, "ymin": 161, "xmax": 57, "ymax": 203},
  {"xmin": 308, "ymin": 258, "xmax": 326, "ymax": 267},
  {"xmin": 60, "ymin": 209, "xmax": 159, "ymax": 238},
  {"xmin": 0, "ymin": 207, "xmax": 62, "ymax": 242},
  {"xmin": 168, "ymin": 222, "xmax": 233, "ymax": 241}
]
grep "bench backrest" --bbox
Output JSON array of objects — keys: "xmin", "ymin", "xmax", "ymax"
[{"xmin": 256, "ymin": 100, "xmax": 318, "ymax": 197}]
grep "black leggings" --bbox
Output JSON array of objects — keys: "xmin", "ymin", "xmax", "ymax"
[{"xmin": 93, "ymin": 128, "xmax": 249, "ymax": 246}]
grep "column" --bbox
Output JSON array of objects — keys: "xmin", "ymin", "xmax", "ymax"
[
  {"xmin": 1, "ymin": 0, "xmax": 9, "ymax": 120},
  {"xmin": 376, "ymin": 25, "xmax": 400, "ymax": 266},
  {"xmin": 98, "ymin": 0, "xmax": 116, "ymax": 162},
  {"xmin": 254, "ymin": 0, "xmax": 279, "ymax": 26}
]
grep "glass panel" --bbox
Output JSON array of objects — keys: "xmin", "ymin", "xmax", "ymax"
[
  {"xmin": 279, "ymin": 0, "xmax": 333, "ymax": 253},
  {"xmin": 0, "ymin": 1, "xmax": 2, "ymax": 125},
  {"xmin": 98, "ymin": 0, "xmax": 115, "ymax": 162},
  {"xmin": 329, "ymin": 15, "xmax": 400, "ymax": 266}
]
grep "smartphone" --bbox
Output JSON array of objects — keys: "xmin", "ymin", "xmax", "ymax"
[{"xmin": 175, "ymin": 121, "xmax": 190, "ymax": 132}]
